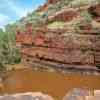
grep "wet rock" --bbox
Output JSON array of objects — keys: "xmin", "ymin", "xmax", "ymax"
[
  {"xmin": 63, "ymin": 88, "xmax": 90, "ymax": 100},
  {"xmin": 0, "ymin": 95, "xmax": 16, "ymax": 100},
  {"xmin": 0, "ymin": 92, "xmax": 54, "ymax": 100},
  {"xmin": 86, "ymin": 96, "xmax": 100, "ymax": 100}
]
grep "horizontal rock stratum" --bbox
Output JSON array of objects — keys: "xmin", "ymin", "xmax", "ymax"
[{"xmin": 16, "ymin": 0, "xmax": 100, "ymax": 74}]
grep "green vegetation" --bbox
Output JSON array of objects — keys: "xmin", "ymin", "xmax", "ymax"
[
  {"xmin": 80, "ymin": 11, "xmax": 92, "ymax": 23},
  {"xmin": 70, "ymin": 0, "xmax": 96, "ymax": 7},
  {"xmin": 46, "ymin": 0, "xmax": 99, "ymax": 16},
  {"xmin": 0, "ymin": 25, "xmax": 21, "ymax": 71},
  {"xmin": 71, "ymin": 10, "xmax": 93, "ymax": 31},
  {"xmin": 48, "ymin": 21, "xmax": 66, "ymax": 29},
  {"xmin": 47, "ymin": 0, "xmax": 74, "ymax": 16}
]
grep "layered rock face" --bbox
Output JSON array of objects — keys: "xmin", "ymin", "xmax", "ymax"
[
  {"xmin": 16, "ymin": 0, "xmax": 100, "ymax": 74},
  {"xmin": 47, "ymin": 0, "xmax": 59, "ymax": 4}
]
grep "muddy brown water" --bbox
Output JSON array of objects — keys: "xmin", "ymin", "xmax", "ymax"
[{"xmin": 1, "ymin": 69, "xmax": 100, "ymax": 100}]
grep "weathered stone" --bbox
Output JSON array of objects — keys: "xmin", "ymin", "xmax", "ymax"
[
  {"xmin": 0, "ymin": 92, "xmax": 54, "ymax": 100},
  {"xmin": 0, "ymin": 96, "xmax": 16, "ymax": 100},
  {"xmin": 63, "ymin": 88, "xmax": 90, "ymax": 100},
  {"xmin": 85, "ymin": 96, "xmax": 100, "ymax": 100},
  {"xmin": 48, "ymin": 9, "xmax": 78, "ymax": 22},
  {"xmin": 88, "ymin": 4, "xmax": 100, "ymax": 22},
  {"xmin": 16, "ymin": 0, "xmax": 100, "ymax": 73},
  {"xmin": 47, "ymin": 0, "xmax": 59, "ymax": 4}
]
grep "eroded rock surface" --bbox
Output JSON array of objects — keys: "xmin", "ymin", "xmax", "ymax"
[
  {"xmin": 16, "ymin": 0, "xmax": 100, "ymax": 74},
  {"xmin": 0, "ymin": 92, "xmax": 54, "ymax": 100}
]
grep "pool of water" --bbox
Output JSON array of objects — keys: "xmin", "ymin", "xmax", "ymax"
[{"xmin": 0, "ymin": 69, "xmax": 100, "ymax": 100}]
